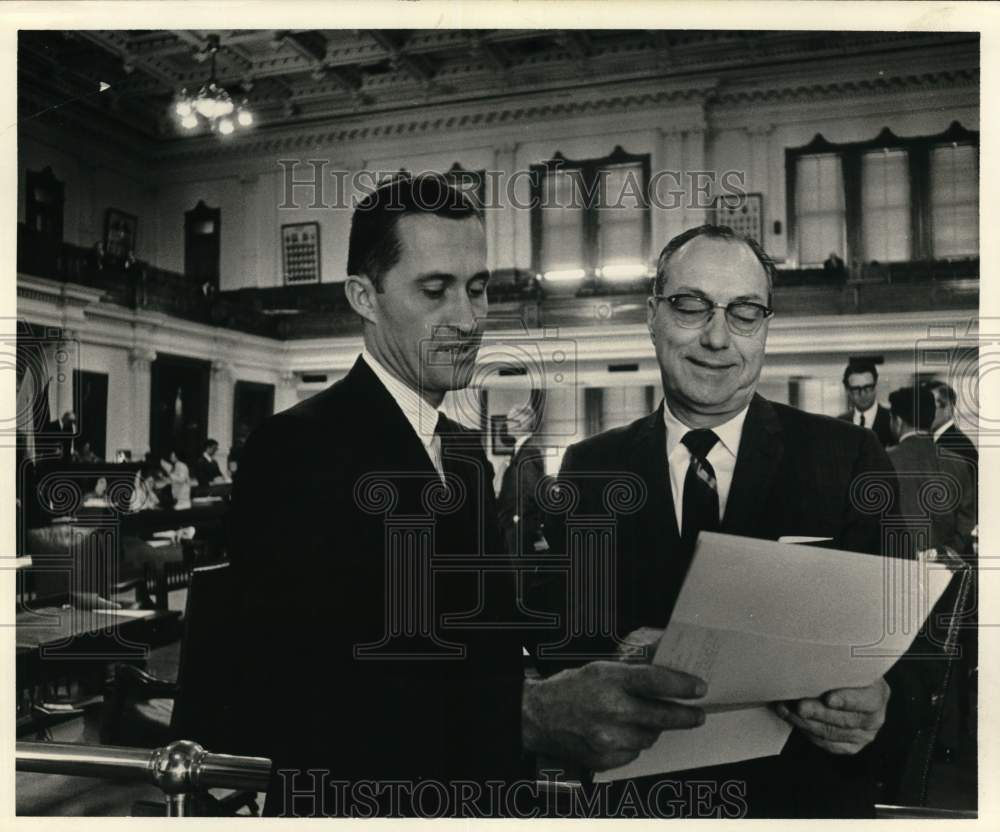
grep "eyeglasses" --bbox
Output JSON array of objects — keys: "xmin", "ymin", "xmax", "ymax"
[
  {"xmin": 847, "ymin": 384, "xmax": 876, "ymax": 395},
  {"xmin": 652, "ymin": 293, "xmax": 774, "ymax": 336}
]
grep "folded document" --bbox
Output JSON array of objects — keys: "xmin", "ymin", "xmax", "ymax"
[{"xmin": 595, "ymin": 532, "xmax": 955, "ymax": 782}]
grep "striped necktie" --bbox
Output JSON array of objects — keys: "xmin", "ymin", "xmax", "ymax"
[{"xmin": 681, "ymin": 429, "xmax": 720, "ymax": 547}]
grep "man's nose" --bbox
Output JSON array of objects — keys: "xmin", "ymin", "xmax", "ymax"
[
  {"xmin": 699, "ymin": 307, "xmax": 731, "ymax": 350},
  {"xmin": 450, "ymin": 289, "xmax": 484, "ymax": 337}
]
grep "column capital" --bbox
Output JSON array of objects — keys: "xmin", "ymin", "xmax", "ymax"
[
  {"xmin": 129, "ymin": 347, "xmax": 157, "ymax": 368},
  {"xmin": 211, "ymin": 360, "xmax": 236, "ymax": 379}
]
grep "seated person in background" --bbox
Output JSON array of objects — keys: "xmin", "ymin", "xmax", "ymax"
[
  {"xmin": 73, "ymin": 440, "xmax": 101, "ymax": 463},
  {"xmin": 161, "ymin": 449, "xmax": 192, "ymax": 509},
  {"xmin": 192, "ymin": 438, "xmax": 228, "ymax": 490},
  {"xmin": 129, "ymin": 464, "xmax": 162, "ymax": 512},
  {"xmin": 82, "ymin": 475, "xmax": 110, "ymax": 507}
]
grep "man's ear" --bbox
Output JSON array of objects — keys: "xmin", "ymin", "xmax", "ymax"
[
  {"xmin": 344, "ymin": 274, "xmax": 379, "ymax": 325},
  {"xmin": 646, "ymin": 296, "xmax": 658, "ymax": 342}
]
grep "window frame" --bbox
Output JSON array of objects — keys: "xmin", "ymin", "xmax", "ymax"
[
  {"xmin": 785, "ymin": 121, "xmax": 978, "ymax": 267},
  {"xmin": 530, "ymin": 146, "xmax": 651, "ymax": 279}
]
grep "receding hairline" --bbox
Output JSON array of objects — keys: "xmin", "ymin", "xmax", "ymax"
[{"xmin": 659, "ymin": 234, "xmax": 771, "ymax": 296}]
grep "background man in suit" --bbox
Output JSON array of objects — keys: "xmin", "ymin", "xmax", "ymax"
[
  {"xmin": 495, "ymin": 401, "xmax": 548, "ymax": 556},
  {"xmin": 525, "ymin": 225, "xmax": 895, "ymax": 817},
  {"xmin": 227, "ymin": 175, "xmax": 527, "ymax": 816},
  {"xmin": 839, "ymin": 359, "xmax": 895, "ymax": 448},
  {"xmin": 192, "ymin": 438, "xmax": 227, "ymax": 488},
  {"xmin": 886, "ymin": 385, "xmax": 976, "ymax": 557},
  {"xmin": 927, "ymin": 380, "xmax": 978, "ymax": 468}
]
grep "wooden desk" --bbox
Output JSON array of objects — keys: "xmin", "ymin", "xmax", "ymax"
[{"xmin": 16, "ymin": 606, "xmax": 181, "ymax": 721}]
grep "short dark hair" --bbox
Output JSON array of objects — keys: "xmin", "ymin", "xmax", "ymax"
[
  {"xmin": 203, "ymin": 438, "xmax": 219, "ymax": 452},
  {"xmin": 346, "ymin": 173, "xmax": 484, "ymax": 291},
  {"xmin": 889, "ymin": 385, "xmax": 936, "ymax": 432},
  {"xmin": 653, "ymin": 224, "xmax": 775, "ymax": 303},
  {"xmin": 927, "ymin": 379, "xmax": 957, "ymax": 406},
  {"xmin": 843, "ymin": 360, "xmax": 879, "ymax": 386}
]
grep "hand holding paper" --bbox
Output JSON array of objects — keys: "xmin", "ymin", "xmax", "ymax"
[
  {"xmin": 521, "ymin": 661, "xmax": 707, "ymax": 772},
  {"xmin": 776, "ymin": 677, "xmax": 891, "ymax": 755},
  {"xmin": 594, "ymin": 532, "xmax": 954, "ymax": 782}
]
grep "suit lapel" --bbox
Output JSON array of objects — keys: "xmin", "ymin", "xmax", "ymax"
[{"xmin": 722, "ymin": 394, "xmax": 785, "ymax": 538}]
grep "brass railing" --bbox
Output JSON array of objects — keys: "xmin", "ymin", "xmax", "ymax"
[{"xmin": 16, "ymin": 739, "xmax": 271, "ymax": 816}]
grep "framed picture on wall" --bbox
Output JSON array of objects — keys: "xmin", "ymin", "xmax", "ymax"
[
  {"xmin": 104, "ymin": 208, "xmax": 138, "ymax": 259},
  {"xmin": 282, "ymin": 222, "xmax": 321, "ymax": 284},
  {"xmin": 714, "ymin": 193, "xmax": 763, "ymax": 246}
]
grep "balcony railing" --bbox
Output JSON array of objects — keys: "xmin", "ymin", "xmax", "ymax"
[{"xmin": 18, "ymin": 225, "xmax": 978, "ymax": 340}]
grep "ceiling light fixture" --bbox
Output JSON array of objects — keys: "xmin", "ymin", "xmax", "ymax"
[{"xmin": 172, "ymin": 34, "xmax": 253, "ymax": 136}]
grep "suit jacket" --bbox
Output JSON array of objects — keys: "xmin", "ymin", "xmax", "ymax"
[
  {"xmin": 192, "ymin": 455, "xmax": 223, "ymax": 487},
  {"xmin": 935, "ymin": 422, "xmax": 978, "ymax": 469},
  {"xmin": 887, "ymin": 435, "xmax": 976, "ymax": 556},
  {"xmin": 496, "ymin": 437, "xmax": 547, "ymax": 556},
  {"xmin": 838, "ymin": 404, "xmax": 895, "ymax": 448},
  {"xmin": 226, "ymin": 358, "xmax": 526, "ymax": 816},
  {"xmin": 531, "ymin": 394, "xmax": 899, "ymax": 818}
]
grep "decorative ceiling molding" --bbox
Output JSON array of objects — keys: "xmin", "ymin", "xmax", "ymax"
[
  {"xmin": 20, "ymin": 29, "xmax": 977, "ymax": 160},
  {"xmin": 149, "ymin": 64, "xmax": 975, "ymax": 165}
]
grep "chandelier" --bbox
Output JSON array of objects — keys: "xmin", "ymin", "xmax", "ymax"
[{"xmin": 172, "ymin": 34, "xmax": 253, "ymax": 136}]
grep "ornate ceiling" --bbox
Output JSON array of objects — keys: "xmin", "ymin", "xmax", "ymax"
[{"xmin": 20, "ymin": 29, "xmax": 977, "ymax": 154}]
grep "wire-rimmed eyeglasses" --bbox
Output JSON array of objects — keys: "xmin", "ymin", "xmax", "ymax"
[{"xmin": 651, "ymin": 293, "xmax": 775, "ymax": 336}]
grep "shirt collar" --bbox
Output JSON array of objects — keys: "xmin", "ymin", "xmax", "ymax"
[
  {"xmin": 361, "ymin": 350, "xmax": 441, "ymax": 451},
  {"xmin": 513, "ymin": 433, "xmax": 531, "ymax": 455},
  {"xmin": 933, "ymin": 418, "xmax": 954, "ymax": 442},
  {"xmin": 662, "ymin": 400, "xmax": 750, "ymax": 460},
  {"xmin": 898, "ymin": 430, "xmax": 925, "ymax": 443},
  {"xmin": 858, "ymin": 401, "xmax": 879, "ymax": 425}
]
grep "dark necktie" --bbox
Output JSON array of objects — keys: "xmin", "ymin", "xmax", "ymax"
[
  {"xmin": 681, "ymin": 429, "xmax": 720, "ymax": 547},
  {"xmin": 859, "ymin": 413, "xmax": 866, "ymax": 428}
]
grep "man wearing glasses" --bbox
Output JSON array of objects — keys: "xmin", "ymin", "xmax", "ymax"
[
  {"xmin": 838, "ymin": 359, "xmax": 896, "ymax": 448},
  {"xmin": 525, "ymin": 225, "xmax": 896, "ymax": 817}
]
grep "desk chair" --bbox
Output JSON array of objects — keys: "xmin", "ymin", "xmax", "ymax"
[{"xmin": 100, "ymin": 560, "xmax": 254, "ymax": 814}]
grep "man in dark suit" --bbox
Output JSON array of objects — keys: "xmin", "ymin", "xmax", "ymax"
[
  {"xmin": 227, "ymin": 176, "xmax": 527, "ymax": 816},
  {"xmin": 886, "ymin": 385, "xmax": 976, "ymax": 557},
  {"xmin": 838, "ymin": 359, "xmax": 895, "ymax": 448},
  {"xmin": 192, "ymin": 438, "xmax": 226, "ymax": 488},
  {"xmin": 927, "ymin": 380, "xmax": 978, "ymax": 468},
  {"xmin": 524, "ymin": 225, "xmax": 895, "ymax": 817},
  {"xmin": 496, "ymin": 401, "xmax": 548, "ymax": 556}
]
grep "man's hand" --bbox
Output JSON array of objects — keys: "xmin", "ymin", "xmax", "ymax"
[
  {"xmin": 775, "ymin": 677, "xmax": 890, "ymax": 755},
  {"xmin": 522, "ymin": 661, "xmax": 706, "ymax": 771}
]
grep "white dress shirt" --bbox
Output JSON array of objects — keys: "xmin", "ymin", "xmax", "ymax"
[
  {"xmin": 853, "ymin": 402, "xmax": 879, "ymax": 429},
  {"xmin": 361, "ymin": 350, "xmax": 445, "ymax": 480},
  {"xmin": 933, "ymin": 418, "xmax": 954, "ymax": 442},
  {"xmin": 662, "ymin": 401, "xmax": 750, "ymax": 533}
]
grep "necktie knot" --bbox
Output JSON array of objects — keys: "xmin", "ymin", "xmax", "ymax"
[{"xmin": 681, "ymin": 428, "xmax": 719, "ymax": 461}]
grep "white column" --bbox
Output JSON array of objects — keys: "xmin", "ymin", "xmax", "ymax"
[
  {"xmin": 54, "ymin": 328, "xmax": 78, "ymax": 421},
  {"xmin": 683, "ymin": 126, "xmax": 709, "ymax": 231},
  {"xmin": 209, "ymin": 360, "xmax": 236, "ymax": 454},
  {"xmin": 275, "ymin": 371, "xmax": 299, "ymax": 414},
  {"xmin": 657, "ymin": 128, "xmax": 686, "ymax": 249},
  {"xmin": 792, "ymin": 377, "xmax": 826, "ymax": 416},
  {"xmin": 239, "ymin": 173, "xmax": 260, "ymax": 290},
  {"xmin": 128, "ymin": 347, "xmax": 157, "ymax": 458},
  {"xmin": 747, "ymin": 122, "xmax": 774, "ymax": 251},
  {"xmin": 491, "ymin": 141, "xmax": 519, "ymax": 273}
]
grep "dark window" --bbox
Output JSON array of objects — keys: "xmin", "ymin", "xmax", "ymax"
[
  {"xmin": 26, "ymin": 167, "xmax": 65, "ymax": 245},
  {"xmin": 185, "ymin": 200, "xmax": 221, "ymax": 287}
]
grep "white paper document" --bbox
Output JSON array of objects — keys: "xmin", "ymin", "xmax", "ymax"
[{"xmin": 595, "ymin": 532, "xmax": 955, "ymax": 782}]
